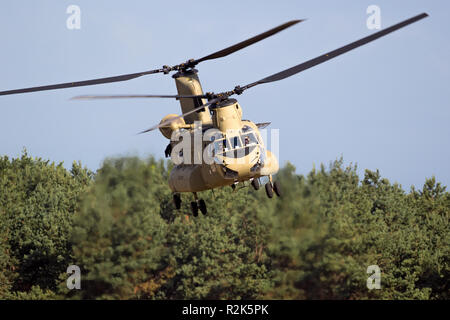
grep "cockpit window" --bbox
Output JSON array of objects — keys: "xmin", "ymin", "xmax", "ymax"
[
  {"xmin": 231, "ymin": 136, "xmax": 242, "ymax": 149},
  {"xmin": 241, "ymin": 125, "xmax": 259, "ymax": 146},
  {"xmin": 242, "ymin": 132, "xmax": 258, "ymax": 146}
]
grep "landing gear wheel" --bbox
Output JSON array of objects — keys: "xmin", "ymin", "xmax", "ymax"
[
  {"xmin": 198, "ymin": 199, "xmax": 207, "ymax": 215},
  {"xmin": 191, "ymin": 201, "xmax": 199, "ymax": 217},
  {"xmin": 173, "ymin": 193, "xmax": 181, "ymax": 209},
  {"xmin": 251, "ymin": 178, "xmax": 260, "ymax": 190},
  {"xmin": 273, "ymin": 181, "xmax": 282, "ymax": 197},
  {"xmin": 265, "ymin": 182, "xmax": 273, "ymax": 198}
]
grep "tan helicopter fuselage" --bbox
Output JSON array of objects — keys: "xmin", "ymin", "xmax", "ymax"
[{"xmin": 160, "ymin": 70, "xmax": 278, "ymax": 193}]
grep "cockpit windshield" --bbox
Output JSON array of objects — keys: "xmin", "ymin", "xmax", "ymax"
[{"xmin": 211, "ymin": 125, "xmax": 260, "ymax": 158}]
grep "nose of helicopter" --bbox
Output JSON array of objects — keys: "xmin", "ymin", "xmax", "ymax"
[{"xmin": 221, "ymin": 144, "xmax": 263, "ymax": 178}]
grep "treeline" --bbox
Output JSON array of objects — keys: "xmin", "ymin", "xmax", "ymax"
[{"xmin": 0, "ymin": 151, "xmax": 448, "ymax": 299}]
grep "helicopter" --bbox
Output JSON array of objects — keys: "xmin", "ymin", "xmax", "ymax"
[{"xmin": 0, "ymin": 13, "xmax": 428, "ymax": 216}]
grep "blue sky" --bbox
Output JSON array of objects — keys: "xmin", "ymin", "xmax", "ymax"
[{"xmin": 0, "ymin": 0, "xmax": 448, "ymax": 190}]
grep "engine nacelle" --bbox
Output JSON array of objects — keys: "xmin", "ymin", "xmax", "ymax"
[{"xmin": 159, "ymin": 114, "xmax": 186, "ymax": 139}]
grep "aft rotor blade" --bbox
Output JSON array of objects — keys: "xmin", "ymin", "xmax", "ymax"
[
  {"xmin": 71, "ymin": 94, "xmax": 207, "ymax": 100},
  {"xmin": 241, "ymin": 13, "xmax": 428, "ymax": 91},
  {"xmin": 139, "ymin": 99, "xmax": 219, "ymax": 134},
  {"xmin": 194, "ymin": 20, "xmax": 304, "ymax": 64},
  {"xmin": 0, "ymin": 69, "xmax": 164, "ymax": 96}
]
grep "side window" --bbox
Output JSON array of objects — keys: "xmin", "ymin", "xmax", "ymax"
[
  {"xmin": 214, "ymin": 139, "xmax": 225, "ymax": 154},
  {"xmin": 212, "ymin": 138, "xmax": 230, "ymax": 155}
]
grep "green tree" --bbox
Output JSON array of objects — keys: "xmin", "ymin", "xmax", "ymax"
[
  {"xmin": 69, "ymin": 156, "xmax": 271, "ymax": 299},
  {"xmin": 0, "ymin": 151, "xmax": 92, "ymax": 298},
  {"xmin": 1, "ymin": 152, "xmax": 448, "ymax": 300},
  {"xmin": 264, "ymin": 159, "xmax": 449, "ymax": 300}
]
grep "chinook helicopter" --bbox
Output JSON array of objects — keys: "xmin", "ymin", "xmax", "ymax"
[{"xmin": 0, "ymin": 13, "xmax": 428, "ymax": 216}]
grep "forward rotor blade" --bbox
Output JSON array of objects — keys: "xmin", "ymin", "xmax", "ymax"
[
  {"xmin": 71, "ymin": 94, "xmax": 207, "ymax": 100},
  {"xmin": 241, "ymin": 13, "xmax": 428, "ymax": 91},
  {"xmin": 194, "ymin": 20, "xmax": 304, "ymax": 64},
  {"xmin": 0, "ymin": 20, "xmax": 304, "ymax": 97},
  {"xmin": 139, "ymin": 99, "xmax": 219, "ymax": 134},
  {"xmin": 0, "ymin": 69, "xmax": 164, "ymax": 96}
]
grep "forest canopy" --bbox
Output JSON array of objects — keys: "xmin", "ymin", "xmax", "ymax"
[{"xmin": 0, "ymin": 151, "xmax": 448, "ymax": 299}]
